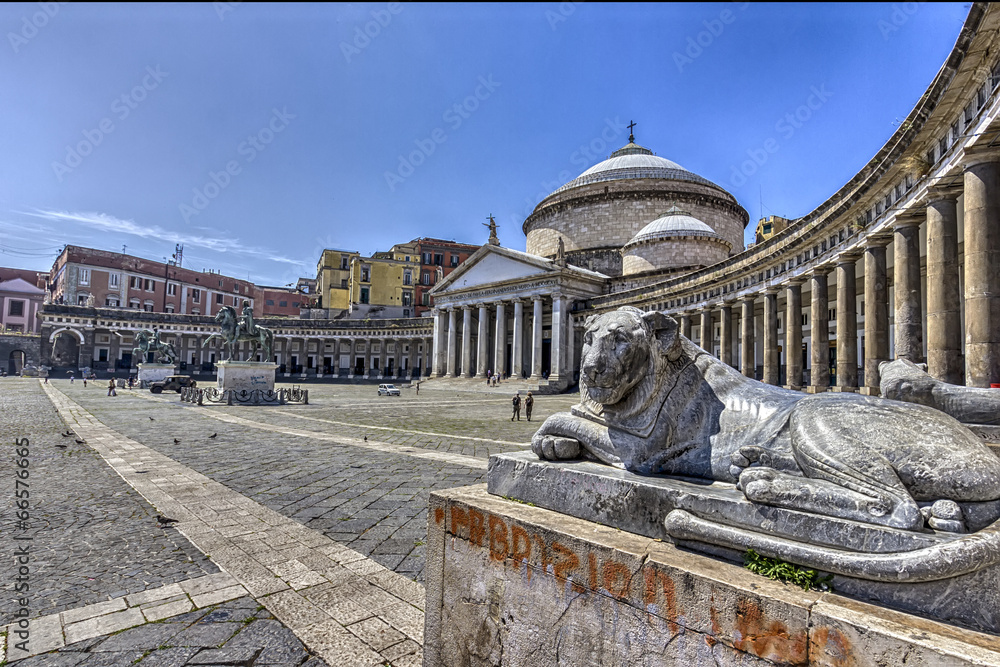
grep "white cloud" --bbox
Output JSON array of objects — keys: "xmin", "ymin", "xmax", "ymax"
[{"xmin": 25, "ymin": 209, "xmax": 309, "ymax": 268}]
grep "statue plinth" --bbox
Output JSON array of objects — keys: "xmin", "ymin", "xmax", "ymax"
[
  {"xmin": 217, "ymin": 361, "xmax": 278, "ymax": 393},
  {"xmin": 137, "ymin": 363, "xmax": 177, "ymax": 385}
]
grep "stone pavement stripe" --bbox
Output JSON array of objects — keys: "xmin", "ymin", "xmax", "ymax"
[
  {"xmin": 40, "ymin": 382, "xmax": 425, "ymax": 667},
  {"xmin": 132, "ymin": 390, "xmax": 488, "ymax": 470},
  {"xmin": 0, "ymin": 573, "xmax": 247, "ymax": 662},
  {"xmin": 275, "ymin": 408, "xmax": 528, "ymax": 447}
]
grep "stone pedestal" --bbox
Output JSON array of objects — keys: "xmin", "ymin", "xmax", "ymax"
[
  {"xmin": 425, "ymin": 484, "xmax": 1000, "ymax": 667},
  {"xmin": 216, "ymin": 361, "xmax": 277, "ymax": 392},
  {"xmin": 137, "ymin": 363, "xmax": 176, "ymax": 385}
]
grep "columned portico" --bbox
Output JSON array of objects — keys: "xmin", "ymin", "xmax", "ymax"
[{"xmin": 550, "ymin": 294, "xmax": 565, "ymax": 383}]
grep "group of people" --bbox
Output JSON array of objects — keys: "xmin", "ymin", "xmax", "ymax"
[{"xmin": 511, "ymin": 391, "xmax": 533, "ymax": 421}]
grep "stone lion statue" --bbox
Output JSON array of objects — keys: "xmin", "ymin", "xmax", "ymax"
[
  {"xmin": 880, "ymin": 358, "xmax": 1000, "ymax": 425},
  {"xmin": 532, "ymin": 306, "xmax": 1000, "ymax": 534}
]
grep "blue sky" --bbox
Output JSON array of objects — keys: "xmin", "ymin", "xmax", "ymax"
[{"xmin": 0, "ymin": 2, "xmax": 970, "ymax": 286}]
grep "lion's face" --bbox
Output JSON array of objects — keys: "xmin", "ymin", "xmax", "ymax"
[{"xmin": 580, "ymin": 307, "xmax": 680, "ymax": 406}]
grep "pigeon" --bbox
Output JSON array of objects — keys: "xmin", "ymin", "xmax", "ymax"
[
  {"xmin": 173, "ymin": 438, "xmax": 181, "ymax": 444},
  {"xmin": 61, "ymin": 431, "xmax": 73, "ymax": 437},
  {"xmin": 155, "ymin": 515, "xmax": 179, "ymax": 525},
  {"xmin": 75, "ymin": 439, "xmax": 86, "ymax": 444},
  {"xmin": 149, "ymin": 417, "xmax": 155, "ymax": 421},
  {"xmin": 208, "ymin": 433, "xmax": 217, "ymax": 439},
  {"xmin": 363, "ymin": 435, "xmax": 368, "ymax": 442},
  {"xmin": 55, "ymin": 444, "xmax": 67, "ymax": 449}
]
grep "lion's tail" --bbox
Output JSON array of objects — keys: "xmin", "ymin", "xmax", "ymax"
[{"xmin": 664, "ymin": 509, "xmax": 1000, "ymax": 582}]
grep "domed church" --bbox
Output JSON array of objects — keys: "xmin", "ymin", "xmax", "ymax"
[
  {"xmin": 426, "ymin": 128, "xmax": 745, "ymax": 390},
  {"xmin": 523, "ymin": 130, "xmax": 748, "ymax": 277}
]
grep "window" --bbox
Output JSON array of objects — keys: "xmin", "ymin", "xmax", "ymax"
[
  {"xmin": 433, "ymin": 253, "xmax": 443, "ymax": 266},
  {"xmin": 422, "ymin": 292, "xmax": 430, "ymax": 305},
  {"xmin": 450, "ymin": 254, "xmax": 459, "ymax": 267},
  {"xmin": 361, "ymin": 266, "xmax": 371, "ymax": 282},
  {"xmin": 939, "ymin": 136, "xmax": 948, "ymax": 157},
  {"xmin": 422, "ymin": 252, "xmax": 432, "ymax": 264},
  {"xmin": 79, "ymin": 268, "xmax": 90, "ymax": 285},
  {"xmin": 802, "ymin": 313, "xmax": 809, "ymax": 326},
  {"xmin": 165, "ymin": 304, "xmax": 174, "ymax": 313},
  {"xmin": 233, "ymin": 296, "xmax": 239, "ymax": 306},
  {"xmin": 8, "ymin": 300, "xmax": 24, "ymax": 316},
  {"xmin": 360, "ymin": 287, "xmax": 370, "ymax": 304},
  {"xmin": 341, "ymin": 279, "xmax": 348, "ymax": 289},
  {"xmin": 143, "ymin": 301, "xmax": 154, "ymax": 312},
  {"xmin": 77, "ymin": 294, "xmax": 88, "ymax": 305},
  {"xmin": 829, "ymin": 308, "xmax": 837, "ymax": 321},
  {"xmin": 144, "ymin": 279, "xmax": 154, "ymax": 292},
  {"xmin": 167, "ymin": 283, "xmax": 177, "ymax": 296},
  {"xmin": 421, "ymin": 271, "xmax": 430, "ymax": 285},
  {"xmin": 762, "ymin": 223, "xmax": 772, "ymax": 235},
  {"xmin": 403, "ymin": 309, "xmax": 410, "ymax": 317},
  {"xmin": 292, "ymin": 302, "xmax": 300, "ymax": 308},
  {"xmin": 279, "ymin": 301, "xmax": 287, "ymax": 307},
  {"xmin": 98, "ymin": 349, "xmax": 108, "ymax": 362},
  {"xmin": 130, "ymin": 298, "xmax": 140, "ymax": 308},
  {"xmin": 266, "ymin": 299, "xmax": 275, "ymax": 306},
  {"xmin": 402, "ymin": 291, "xmax": 412, "ymax": 307},
  {"xmin": 105, "ymin": 296, "xmax": 120, "ymax": 307},
  {"xmin": 192, "ymin": 289, "xmax": 200, "ymax": 303},
  {"xmin": 130, "ymin": 276, "xmax": 139, "ymax": 289},
  {"xmin": 405, "ymin": 255, "xmax": 411, "ymax": 262},
  {"xmin": 109, "ymin": 273, "xmax": 120, "ymax": 288},
  {"xmin": 192, "ymin": 308, "xmax": 200, "ymax": 315},
  {"xmin": 403, "ymin": 270, "xmax": 412, "ymax": 286},
  {"xmin": 926, "ymin": 148, "xmax": 936, "ymax": 165},
  {"xmin": 341, "ymin": 256, "xmax": 349, "ymax": 270},
  {"xmin": 216, "ymin": 293, "xmax": 223, "ymax": 304}
]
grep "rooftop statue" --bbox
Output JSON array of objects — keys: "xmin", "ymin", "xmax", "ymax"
[
  {"xmin": 880, "ymin": 357, "xmax": 1000, "ymax": 425},
  {"xmin": 132, "ymin": 328, "xmax": 178, "ymax": 365},
  {"xmin": 531, "ymin": 306, "xmax": 1000, "ymax": 579},
  {"xmin": 204, "ymin": 303, "xmax": 273, "ymax": 362}
]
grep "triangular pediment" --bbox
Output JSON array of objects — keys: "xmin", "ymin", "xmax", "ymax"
[
  {"xmin": 0, "ymin": 278, "xmax": 44, "ymax": 294},
  {"xmin": 432, "ymin": 245, "xmax": 554, "ymax": 294}
]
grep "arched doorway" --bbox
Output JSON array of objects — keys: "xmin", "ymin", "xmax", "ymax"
[{"xmin": 8, "ymin": 350, "xmax": 26, "ymax": 375}]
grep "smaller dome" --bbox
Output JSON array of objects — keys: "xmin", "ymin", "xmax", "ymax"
[{"xmin": 625, "ymin": 206, "xmax": 721, "ymax": 246}]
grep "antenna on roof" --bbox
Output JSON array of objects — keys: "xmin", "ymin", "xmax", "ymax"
[{"xmin": 172, "ymin": 243, "xmax": 184, "ymax": 268}]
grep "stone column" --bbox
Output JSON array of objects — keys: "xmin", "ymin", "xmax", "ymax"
[
  {"xmin": 565, "ymin": 311, "xmax": 575, "ymax": 381},
  {"xmin": 511, "ymin": 299, "xmax": 524, "ymax": 379},
  {"xmin": 474, "ymin": 304, "xmax": 489, "ymax": 377},
  {"xmin": 699, "ymin": 310, "xmax": 712, "ymax": 353},
  {"xmin": 446, "ymin": 308, "xmax": 458, "ymax": 378},
  {"xmin": 964, "ymin": 155, "xmax": 1000, "ymax": 386},
  {"xmin": 863, "ymin": 239, "xmax": 890, "ymax": 393},
  {"xmin": 925, "ymin": 191, "xmax": 962, "ymax": 384},
  {"xmin": 719, "ymin": 304, "xmax": 733, "ymax": 367},
  {"xmin": 530, "ymin": 297, "xmax": 544, "ymax": 379},
  {"xmin": 461, "ymin": 306, "xmax": 473, "ymax": 377},
  {"xmin": 494, "ymin": 301, "xmax": 507, "ymax": 377},
  {"xmin": 679, "ymin": 313, "xmax": 692, "ymax": 340},
  {"xmin": 808, "ymin": 268, "xmax": 830, "ymax": 392},
  {"xmin": 784, "ymin": 280, "xmax": 804, "ymax": 389},
  {"xmin": 394, "ymin": 339, "xmax": 402, "ymax": 379},
  {"xmin": 740, "ymin": 298, "xmax": 755, "ymax": 378},
  {"xmin": 763, "ymin": 290, "xmax": 779, "ymax": 385},
  {"xmin": 363, "ymin": 339, "xmax": 372, "ymax": 379},
  {"xmin": 551, "ymin": 294, "xmax": 565, "ymax": 382},
  {"xmin": 431, "ymin": 309, "xmax": 446, "ymax": 377},
  {"xmin": 835, "ymin": 255, "xmax": 859, "ymax": 391},
  {"xmin": 893, "ymin": 216, "xmax": 924, "ymax": 363},
  {"xmin": 347, "ymin": 338, "xmax": 357, "ymax": 378}
]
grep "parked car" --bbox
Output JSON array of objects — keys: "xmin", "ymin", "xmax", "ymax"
[
  {"xmin": 150, "ymin": 375, "xmax": 197, "ymax": 394},
  {"xmin": 378, "ymin": 384, "xmax": 401, "ymax": 396}
]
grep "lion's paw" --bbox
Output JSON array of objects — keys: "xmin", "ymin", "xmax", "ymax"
[
  {"xmin": 734, "ymin": 466, "xmax": 778, "ymax": 497},
  {"xmin": 920, "ymin": 499, "xmax": 967, "ymax": 533},
  {"xmin": 730, "ymin": 446, "xmax": 773, "ymax": 482},
  {"xmin": 531, "ymin": 435, "xmax": 581, "ymax": 461}
]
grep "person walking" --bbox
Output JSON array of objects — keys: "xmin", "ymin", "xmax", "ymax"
[
  {"xmin": 525, "ymin": 391, "xmax": 534, "ymax": 422},
  {"xmin": 83, "ymin": 377, "xmax": 87, "ymax": 388},
  {"xmin": 108, "ymin": 378, "xmax": 117, "ymax": 396},
  {"xmin": 511, "ymin": 392, "xmax": 521, "ymax": 421}
]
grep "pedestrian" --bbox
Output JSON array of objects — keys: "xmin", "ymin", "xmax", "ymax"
[
  {"xmin": 43, "ymin": 376, "xmax": 48, "ymax": 384},
  {"xmin": 525, "ymin": 391, "xmax": 534, "ymax": 422},
  {"xmin": 511, "ymin": 392, "xmax": 521, "ymax": 421},
  {"xmin": 416, "ymin": 382, "xmax": 420, "ymax": 395},
  {"xmin": 108, "ymin": 378, "xmax": 117, "ymax": 396},
  {"xmin": 69, "ymin": 374, "xmax": 74, "ymax": 384},
  {"xmin": 83, "ymin": 378, "xmax": 87, "ymax": 388}
]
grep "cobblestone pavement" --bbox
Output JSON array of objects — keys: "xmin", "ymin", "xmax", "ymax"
[
  {"xmin": 55, "ymin": 382, "xmax": 576, "ymax": 582},
  {"xmin": 0, "ymin": 379, "xmax": 217, "ymax": 625},
  {"xmin": 2, "ymin": 379, "xmax": 571, "ymax": 665}
]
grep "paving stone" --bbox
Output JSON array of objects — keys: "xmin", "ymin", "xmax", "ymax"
[
  {"xmin": 130, "ymin": 647, "xmax": 200, "ymax": 667},
  {"xmin": 168, "ymin": 621, "xmax": 242, "ymax": 648},
  {"xmin": 87, "ymin": 621, "xmax": 181, "ymax": 652}
]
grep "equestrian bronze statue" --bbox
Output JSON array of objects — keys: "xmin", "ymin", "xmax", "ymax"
[
  {"xmin": 203, "ymin": 304, "xmax": 274, "ymax": 362},
  {"xmin": 132, "ymin": 329, "xmax": 178, "ymax": 365}
]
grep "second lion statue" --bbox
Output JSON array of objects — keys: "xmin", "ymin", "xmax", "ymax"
[{"xmin": 532, "ymin": 306, "xmax": 1000, "ymax": 533}]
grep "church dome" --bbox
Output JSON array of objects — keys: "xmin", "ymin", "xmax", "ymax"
[
  {"xmin": 551, "ymin": 141, "xmax": 717, "ymax": 196},
  {"xmin": 625, "ymin": 206, "xmax": 722, "ymax": 247}
]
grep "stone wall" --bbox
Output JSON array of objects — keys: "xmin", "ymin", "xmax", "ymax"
[
  {"xmin": 623, "ymin": 236, "xmax": 731, "ymax": 275},
  {"xmin": 424, "ymin": 485, "xmax": 1000, "ymax": 666},
  {"xmin": 0, "ymin": 333, "xmax": 41, "ymax": 373}
]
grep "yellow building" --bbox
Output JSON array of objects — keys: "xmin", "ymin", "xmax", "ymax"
[
  {"xmin": 348, "ymin": 253, "xmax": 419, "ymax": 316},
  {"xmin": 754, "ymin": 215, "xmax": 790, "ymax": 243},
  {"xmin": 315, "ymin": 248, "xmax": 359, "ymax": 310}
]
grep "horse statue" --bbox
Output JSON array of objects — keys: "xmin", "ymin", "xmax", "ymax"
[
  {"xmin": 132, "ymin": 329, "xmax": 178, "ymax": 365},
  {"xmin": 203, "ymin": 305, "xmax": 274, "ymax": 362}
]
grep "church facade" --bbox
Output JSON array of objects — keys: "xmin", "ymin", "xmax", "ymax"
[{"xmin": 430, "ymin": 2, "xmax": 1000, "ymax": 393}]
